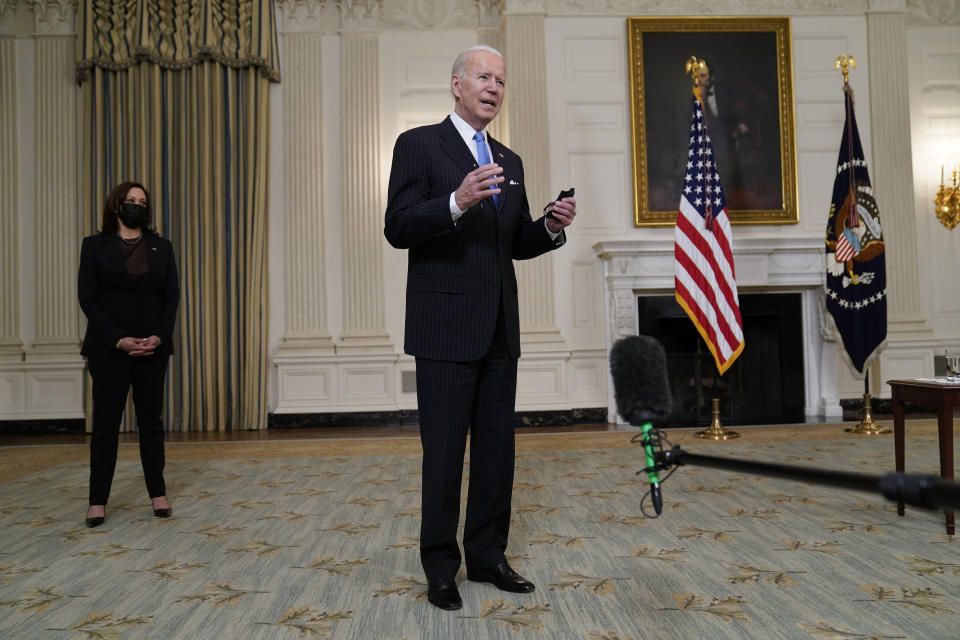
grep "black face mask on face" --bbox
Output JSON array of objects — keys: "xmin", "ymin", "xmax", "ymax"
[{"xmin": 118, "ymin": 203, "xmax": 148, "ymax": 229}]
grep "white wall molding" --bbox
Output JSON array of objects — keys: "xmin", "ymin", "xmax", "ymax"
[
  {"xmin": 0, "ymin": 361, "xmax": 84, "ymax": 419},
  {"xmin": 272, "ymin": 349, "xmax": 607, "ymax": 412},
  {"xmin": 906, "ymin": 0, "xmax": 960, "ymax": 25},
  {"xmin": 277, "ymin": 0, "xmax": 333, "ymax": 33},
  {"xmin": 867, "ymin": 0, "xmax": 907, "ymax": 13},
  {"xmin": 477, "ymin": 0, "xmax": 504, "ymax": 28},
  {"xmin": 278, "ymin": 0, "xmax": 505, "ymax": 32},
  {"xmin": 338, "ymin": 0, "xmax": 383, "ymax": 30},
  {"xmin": 0, "ymin": 1, "xmax": 19, "ymax": 32},
  {"xmin": 530, "ymin": 0, "xmax": 873, "ymax": 17},
  {"xmin": 274, "ymin": 352, "xmax": 400, "ymax": 412},
  {"xmin": 504, "ymin": 0, "xmax": 544, "ymax": 14},
  {"xmin": 26, "ymin": 0, "xmax": 74, "ymax": 34},
  {"xmin": 377, "ymin": 0, "xmax": 478, "ymax": 30}
]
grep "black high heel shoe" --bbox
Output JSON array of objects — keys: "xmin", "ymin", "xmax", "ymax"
[
  {"xmin": 85, "ymin": 507, "xmax": 105, "ymax": 528},
  {"xmin": 152, "ymin": 497, "xmax": 172, "ymax": 518}
]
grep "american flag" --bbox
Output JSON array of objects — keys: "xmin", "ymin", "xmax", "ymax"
[{"xmin": 674, "ymin": 94, "xmax": 745, "ymax": 375}]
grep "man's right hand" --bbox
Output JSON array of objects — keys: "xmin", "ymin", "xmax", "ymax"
[
  {"xmin": 454, "ymin": 163, "xmax": 503, "ymax": 211},
  {"xmin": 117, "ymin": 336, "xmax": 155, "ymax": 357}
]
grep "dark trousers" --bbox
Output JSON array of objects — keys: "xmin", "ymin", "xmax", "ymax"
[
  {"xmin": 87, "ymin": 355, "xmax": 169, "ymax": 505},
  {"xmin": 415, "ymin": 307, "xmax": 518, "ymax": 582}
]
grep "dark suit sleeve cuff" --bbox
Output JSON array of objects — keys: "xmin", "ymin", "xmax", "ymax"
[{"xmin": 551, "ymin": 228, "xmax": 566, "ymax": 248}]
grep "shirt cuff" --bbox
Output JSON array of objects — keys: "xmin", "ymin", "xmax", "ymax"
[
  {"xmin": 449, "ymin": 192, "xmax": 466, "ymax": 222},
  {"xmin": 544, "ymin": 218, "xmax": 560, "ymax": 241}
]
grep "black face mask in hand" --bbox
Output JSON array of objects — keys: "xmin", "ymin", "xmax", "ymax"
[{"xmin": 118, "ymin": 203, "xmax": 148, "ymax": 229}]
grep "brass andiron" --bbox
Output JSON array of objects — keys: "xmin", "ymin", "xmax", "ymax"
[
  {"xmin": 696, "ymin": 397, "xmax": 740, "ymax": 440},
  {"xmin": 845, "ymin": 392, "xmax": 890, "ymax": 435},
  {"xmin": 934, "ymin": 164, "xmax": 960, "ymax": 230}
]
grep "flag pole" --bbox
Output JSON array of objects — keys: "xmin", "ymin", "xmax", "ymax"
[
  {"xmin": 683, "ymin": 56, "xmax": 740, "ymax": 442},
  {"xmin": 831, "ymin": 54, "xmax": 890, "ymax": 436}
]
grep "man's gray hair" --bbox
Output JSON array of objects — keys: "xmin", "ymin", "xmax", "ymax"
[{"xmin": 451, "ymin": 45, "xmax": 504, "ymax": 78}]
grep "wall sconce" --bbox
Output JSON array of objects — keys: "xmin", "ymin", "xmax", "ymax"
[{"xmin": 934, "ymin": 164, "xmax": 960, "ymax": 230}]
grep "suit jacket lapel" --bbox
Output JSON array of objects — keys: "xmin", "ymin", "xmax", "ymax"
[
  {"xmin": 488, "ymin": 135, "xmax": 510, "ymax": 213},
  {"xmin": 438, "ymin": 116, "xmax": 478, "ymax": 176}
]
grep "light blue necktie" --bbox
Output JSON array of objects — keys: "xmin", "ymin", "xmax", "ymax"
[{"xmin": 474, "ymin": 131, "xmax": 497, "ymax": 206}]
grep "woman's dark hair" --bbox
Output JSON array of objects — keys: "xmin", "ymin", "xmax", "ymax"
[{"xmin": 100, "ymin": 181, "xmax": 153, "ymax": 234}]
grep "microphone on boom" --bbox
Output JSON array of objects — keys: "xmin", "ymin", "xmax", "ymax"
[{"xmin": 609, "ymin": 335, "xmax": 673, "ymax": 515}]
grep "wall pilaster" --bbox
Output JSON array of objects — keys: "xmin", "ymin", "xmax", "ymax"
[
  {"xmin": 30, "ymin": 11, "xmax": 80, "ymax": 356},
  {"xmin": 338, "ymin": 28, "xmax": 393, "ymax": 353},
  {"xmin": 278, "ymin": 30, "xmax": 336, "ymax": 354},
  {"xmin": 504, "ymin": 2, "xmax": 565, "ymax": 350},
  {"xmin": 0, "ymin": 35, "xmax": 22, "ymax": 359},
  {"xmin": 866, "ymin": 8, "xmax": 929, "ymax": 336}
]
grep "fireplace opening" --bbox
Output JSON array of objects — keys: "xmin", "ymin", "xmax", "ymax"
[{"xmin": 636, "ymin": 293, "xmax": 805, "ymax": 427}]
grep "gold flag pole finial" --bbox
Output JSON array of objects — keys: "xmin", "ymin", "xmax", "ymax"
[
  {"xmin": 835, "ymin": 54, "xmax": 856, "ymax": 84},
  {"xmin": 686, "ymin": 56, "xmax": 707, "ymax": 88}
]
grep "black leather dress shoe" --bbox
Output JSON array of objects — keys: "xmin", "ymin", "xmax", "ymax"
[
  {"xmin": 426, "ymin": 579, "xmax": 462, "ymax": 610},
  {"xmin": 467, "ymin": 563, "xmax": 535, "ymax": 593},
  {"xmin": 153, "ymin": 508, "xmax": 172, "ymax": 518}
]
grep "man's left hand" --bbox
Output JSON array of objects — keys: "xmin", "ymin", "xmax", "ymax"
[{"xmin": 545, "ymin": 197, "xmax": 576, "ymax": 234}]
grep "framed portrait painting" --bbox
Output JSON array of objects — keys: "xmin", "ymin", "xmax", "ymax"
[{"xmin": 627, "ymin": 17, "xmax": 798, "ymax": 226}]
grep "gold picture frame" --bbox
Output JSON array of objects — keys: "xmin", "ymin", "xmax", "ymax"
[{"xmin": 628, "ymin": 16, "xmax": 798, "ymax": 226}]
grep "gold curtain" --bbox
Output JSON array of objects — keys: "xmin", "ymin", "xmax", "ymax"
[
  {"xmin": 77, "ymin": 1, "xmax": 279, "ymax": 431},
  {"xmin": 76, "ymin": 0, "xmax": 280, "ymax": 82}
]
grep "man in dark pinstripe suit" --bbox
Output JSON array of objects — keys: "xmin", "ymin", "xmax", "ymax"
[{"xmin": 384, "ymin": 45, "xmax": 576, "ymax": 611}]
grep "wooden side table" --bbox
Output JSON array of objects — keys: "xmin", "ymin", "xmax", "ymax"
[{"xmin": 888, "ymin": 379, "xmax": 960, "ymax": 535}]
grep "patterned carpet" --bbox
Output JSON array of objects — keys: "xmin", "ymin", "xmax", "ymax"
[{"xmin": 0, "ymin": 422, "xmax": 958, "ymax": 639}]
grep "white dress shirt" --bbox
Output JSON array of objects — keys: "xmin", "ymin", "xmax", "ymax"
[{"xmin": 446, "ymin": 111, "xmax": 558, "ymax": 240}]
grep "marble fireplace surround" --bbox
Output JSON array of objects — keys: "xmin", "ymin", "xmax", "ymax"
[{"xmin": 594, "ymin": 238, "xmax": 843, "ymax": 425}]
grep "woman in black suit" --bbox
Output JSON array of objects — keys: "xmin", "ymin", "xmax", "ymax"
[{"xmin": 78, "ymin": 182, "xmax": 180, "ymax": 527}]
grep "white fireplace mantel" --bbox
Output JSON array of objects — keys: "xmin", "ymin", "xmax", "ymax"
[{"xmin": 593, "ymin": 237, "xmax": 842, "ymax": 424}]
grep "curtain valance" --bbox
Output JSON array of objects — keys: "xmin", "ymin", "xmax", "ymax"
[{"xmin": 76, "ymin": 0, "xmax": 281, "ymax": 83}]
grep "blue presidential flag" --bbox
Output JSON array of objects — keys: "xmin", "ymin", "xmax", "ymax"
[{"xmin": 824, "ymin": 85, "xmax": 887, "ymax": 378}]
